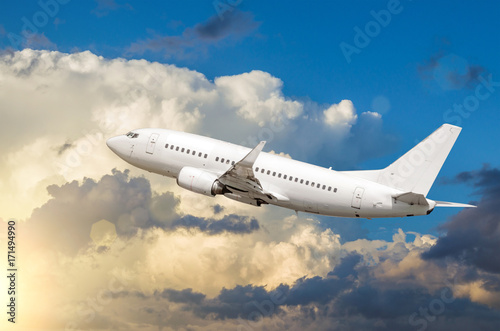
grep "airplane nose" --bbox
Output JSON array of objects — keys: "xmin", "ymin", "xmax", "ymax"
[
  {"xmin": 106, "ymin": 136, "xmax": 120, "ymax": 153},
  {"xmin": 106, "ymin": 135, "xmax": 130, "ymax": 158}
]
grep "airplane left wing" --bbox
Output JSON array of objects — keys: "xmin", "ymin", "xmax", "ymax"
[{"xmin": 218, "ymin": 141, "xmax": 286, "ymax": 203}]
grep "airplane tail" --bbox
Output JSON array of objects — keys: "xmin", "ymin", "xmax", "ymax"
[
  {"xmin": 343, "ymin": 124, "xmax": 464, "ymax": 196},
  {"xmin": 378, "ymin": 124, "xmax": 462, "ymax": 196}
]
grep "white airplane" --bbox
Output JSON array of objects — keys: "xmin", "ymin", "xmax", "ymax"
[{"xmin": 106, "ymin": 124, "xmax": 475, "ymax": 218}]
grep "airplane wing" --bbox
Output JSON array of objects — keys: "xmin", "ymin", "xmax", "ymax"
[{"xmin": 218, "ymin": 141, "xmax": 286, "ymax": 203}]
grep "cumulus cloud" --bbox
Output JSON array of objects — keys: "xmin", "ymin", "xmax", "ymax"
[
  {"xmin": 24, "ymin": 169, "xmax": 262, "ymax": 255},
  {"xmin": 1, "ymin": 46, "xmax": 498, "ymax": 330},
  {"xmin": 0, "ymin": 49, "xmax": 394, "ymax": 219},
  {"xmin": 215, "ymin": 70, "xmax": 303, "ymax": 126},
  {"xmin": 323, "ymin": 99, "xmax": 357, "ymax": 128},
  {"xmin": 53, "ymin": 243, "xmax": 500, "ymax": 330},
  {"xmin": 127, "ymin": 10, "xmax": 260, "ymax": 59},
  {"xmin": 3, "ymin": 161, "xmax": 500, "ymax": 329}
]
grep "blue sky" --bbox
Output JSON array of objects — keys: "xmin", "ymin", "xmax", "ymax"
[
  {"xmin": 1, "ymin": 1, "xmax": 500, "ymax": 330},
  {"xmin": 2, "ymin": 0, "xmax": 499, "ymax": 240}
]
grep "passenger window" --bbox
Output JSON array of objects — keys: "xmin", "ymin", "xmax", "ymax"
[
  {"xmin": 216, "ymin": 157, "xmax": 219, "ymax": 161},
  {"xmin": 283, "ymin": 175, "xmax": 287, "ymax": 179},
  {"xmin": 272, "ymin": 172, "xmax": 276, "ymax": 176},
  {"xmin": 226, "ymin": 160, "xmax": 230, "ymax": 164},
  {"xmin": 192, "ymin": 151, "xmax": 196, "ymax": 155},
  {"xmin": 305, "ymin": 180, "xmax": 309, "ymax": 185},
  {"xmin": 311, "ymin": 182, "xmax": 315, "ymax": 187},
  {"xmin": 171, "ymin": 145, "xmax": 174, "ymax": 150},
  {"xmin": 232, "ymin": 161, "xmax": 235, "ymax": 165},
  {"xmin": 176, "ymin": 147, "xmax": 179, "ymax": 151},
  {"xmin": 221, "ymin": 158, "xmax": 225, "ymax": 163},
  {"xmin": 322, "ymin": 185, "xmax": 326, "ymax": 190},
  {"xmin": 204, "ymin": 154, "xmax": 208, "ymax": 158},
  {"xmin": 261, "ymin": 169, "xmax": 265, "ymax": 173},
  {"xmin": 198, "ymin": 152, "xmax": 202, "ymax": 157},
  {"xmin": 256, "ymin": 167, "xmax": 259, "ymax": 172},
  {"xmin": 267, "ymin": 170, "xmax": 271, "ymax": 175},
  {"xmin": 334, "ymin": 188, "xmax": 337, "ymax": 193},
  {"xmin": 181, "ymin": 148, "xmax": 185, "ymax": 152},
  {"xmin": 300, "ymin": 179, "xmax": 303, "ymax": 184},
  {"xmin": 295, "ymin": 178, "xmax": 298, "ymax": 182},
  {"xmin": 317, "ymin": 183, "xmax": 320, "ymax": 188},
  {"xmin": 165, "ymin": 144, "xmax": 169, "ymax": 148},
  {"xmin": 187, "ymin": 149, "xmax": 190, "ymax": 154},
  {"xmin": 278, "ymin": 173, "xmax": 282, "ymax": 178}
]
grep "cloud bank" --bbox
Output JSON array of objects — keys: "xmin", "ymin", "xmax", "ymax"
[
  {"xmin": 1, "ymin": 49, "xmax": 499, "ymax": 330},
  {"xmin": 0, "ymin": 49, "xmax": 390, "ymax": 219}
]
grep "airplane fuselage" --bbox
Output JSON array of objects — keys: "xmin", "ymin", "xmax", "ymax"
[{"xmin": 107, "ymin": 128, "xmax": 435, "ymax": 218}]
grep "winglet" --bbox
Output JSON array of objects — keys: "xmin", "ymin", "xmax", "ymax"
[{"xmin": 239, "ymin": 141, "xmax": 266, "ymax": 168}]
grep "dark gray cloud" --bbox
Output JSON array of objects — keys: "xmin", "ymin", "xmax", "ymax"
[
  {"xmin": 56, "ymin": 141, "xmax": 74, "ymax": 155},
  {"xmin": 115, "ymin": 253, "xmax": 500, "ymax": 330},
  {"xmin": 418, "ymin": 51, "xmax": 486, "ymax": 90},
  {"xmin": 92, "ymin": 0, "xmax": 132, "ymax": 17},
  {"xmin": 157, "ymin": 288, "xmax": 206, "ymax": 305},
  {"xmin": 24, "ymin": 169, "xmax": 260, "ymax": 255},
  {"xmin": 127, "ymin": 11, "xmax": 260, "ymax": 59},
  {"xmin": 213, "ymin": 204, "xmax": 224, "ymax": 214},
  {"xmin": 193, "ymin": 10, "xmax": 259, "ymax": 41},
  {"xmin": 422, "ymin": 165, "xmax": 500, "ymax": 274},
  {"xmin": 172, "ymin": 214, "xmax": 259, "ymax": 235}
]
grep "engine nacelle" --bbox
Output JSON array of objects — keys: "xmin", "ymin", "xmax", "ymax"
[{"xmin": 177, "ymin": 167, "xmax": 225, "ymax": 196}]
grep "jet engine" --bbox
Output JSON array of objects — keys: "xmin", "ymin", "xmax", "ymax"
[{"xmin": 177, "ymin": 167, "xmax": 225, "ymax": 196}]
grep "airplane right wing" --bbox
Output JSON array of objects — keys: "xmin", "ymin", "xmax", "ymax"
[{"xmin": 217, "ymin": 141, "xmax": 288, "ymax": 203}]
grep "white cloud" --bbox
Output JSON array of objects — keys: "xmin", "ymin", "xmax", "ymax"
[
  {"xmin": 323, "ymin": 99, "xmax": 357, "ymax": 128},
  {"xmin": 0, "ymin": 49, "xmax": 379, "ymax": 219},
  {"xmin": 215, "ymin": 70, "xmax": 303, "ymax": 126}
]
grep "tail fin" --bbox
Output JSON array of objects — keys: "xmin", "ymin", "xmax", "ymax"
[
  {"xmin": 380, "ymin": 124, "xmax": 461, "ymax": 195},
  {"xmin": 342, "ymin": 124, "xmax": 462, "ymax": 196}
]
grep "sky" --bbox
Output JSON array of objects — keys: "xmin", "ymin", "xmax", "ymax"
[{"xmin": 1, "ymin": 0, "xmax": 500, "ymax": 330}]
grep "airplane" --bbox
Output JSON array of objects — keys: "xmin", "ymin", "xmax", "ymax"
[{"xmin": 106, "ymin": 123, "xmax": 475, "ymax": 219}]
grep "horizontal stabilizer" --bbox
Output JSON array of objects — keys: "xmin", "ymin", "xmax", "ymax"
[
  {"xmin": 435, "ymin": 201, "xmax": 476, "ymax": 208},
  {"xmin": 393, "ymin": 192, "xmax": 429, "ymax": 206}
]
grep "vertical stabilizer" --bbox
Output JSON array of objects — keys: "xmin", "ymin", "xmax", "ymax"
[{"xmin": 377, "ymin": 124, "xmax": 462, "ymax": 195}]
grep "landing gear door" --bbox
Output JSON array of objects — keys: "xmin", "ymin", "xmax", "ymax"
[
  {"xmin": 146, "ymin": 133, "xmax": 159, "ymax": 154},
  {"xmin": 351, "ymin": 187, "xmax": 364, "ymax": 209}
]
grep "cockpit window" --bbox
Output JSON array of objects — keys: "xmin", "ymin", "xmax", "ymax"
[{"xmin": 126, "ymin": 132, "xmax": 139, "ymax": 138}]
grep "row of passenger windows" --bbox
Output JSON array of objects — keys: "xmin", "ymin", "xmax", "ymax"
[
  {"xmin": 215, "ymin": 156, "xmax": 236, "ymax": 166},
  {"xmin": 174, "ymin": 147, "xmax": 338, "ymax": 193},
  {"xmin": 165, "ymin": 144, "xmax": 208, "ymax": 159},
  {"xmin": 254, "ymin": 166, "xmax": 338, "ymax": 193}
]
